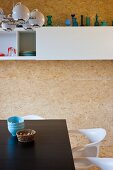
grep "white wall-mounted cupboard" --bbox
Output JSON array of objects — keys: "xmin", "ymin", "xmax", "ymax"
[
  {"xmin": 0, "ymin": 27, "xmax": 113, "ymax": 60},
  {"xmin": 37, "ymin": 27, "xmax": 113, "ymax": 60}
]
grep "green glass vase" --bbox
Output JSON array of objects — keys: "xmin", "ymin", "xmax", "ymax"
[
  {"xmin": 86, "ymin": 17, "xmax": 90, "ymax": 26},
  {"xmin": 81, "ymin": 15, "xmax": 84, "ymax": 26},
  {"xmin": 47, "ymin": 16, "xmax": 53, "ymax": 26},
  {"xmin": 94, "ymin": 14, "xmax": 99, "ymax": 26}
]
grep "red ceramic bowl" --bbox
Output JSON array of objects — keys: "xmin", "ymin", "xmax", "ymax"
[{"xmin": 0, "ymin": 53, "xmax": 5, "ymax": 56}]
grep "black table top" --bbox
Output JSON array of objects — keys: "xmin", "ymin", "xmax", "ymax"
[{"xmin": 0, "ymin": 120, "xmax": 75, "ymax": 170}]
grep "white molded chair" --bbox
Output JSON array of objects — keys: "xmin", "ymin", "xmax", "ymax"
[
  {"xmin": 70, "ymin": 128, "xmax": 106, "ymax": 169},
  {"xmin": 75, "ymin": 157, "xmax": 113, "ymax": 170},
  {"xmin": 23, "ymin": 115, "xmax": 44, "ymax": 120}
]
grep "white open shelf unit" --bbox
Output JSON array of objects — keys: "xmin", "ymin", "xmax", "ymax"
[{"xmin": 0, "ymin": 27, "xmax": 113, "ymax": 60}]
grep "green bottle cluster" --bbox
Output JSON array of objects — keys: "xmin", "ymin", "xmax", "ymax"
[{"xmin": 45, "ymin": 14, "xmax": 111, "ymax": 26}]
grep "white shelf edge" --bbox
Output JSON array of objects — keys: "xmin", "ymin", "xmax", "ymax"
[
  {"xmin": 0, "ymin": 26, "xmax": 113, "ymax": 32},
  {"xmin": 36, "ymin": 58, "xmax": 113, "ymax": 60},
  {"xmin": 0, "ymin": 56, "xmax": 113, "ymax": 61},
  {"xmin": 0, "ymin": 56, "xmax": 37, "ymax": 61}
]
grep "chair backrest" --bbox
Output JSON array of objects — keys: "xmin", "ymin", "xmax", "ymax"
[
  {"xmin": 74, "ymin": 157, "xmax": 92, "ymax": 169},
  {"xmin": 86, "ymin": 157, "xmax": 113, "ymax": 170},
  {"xmin": 70, "ymin": 128, "xmax": 106, "ymax": 146},
  {"xmin": 23, "ymin": 115, "xmax": 44, "ymax": 120},
  {"xmin": 73, "ymin": 145, "xmax": 98, "ymax": 158},
  {"xmin": 72, "ymin": 128, "xmax": 106, "ymax": 169},
  {"xmin": 75, "ymin": 157, "xmax": 113, "ymax": 170},
  {"xmin": 80, "ymin": 128, "xmax": 106, "ymax": 158},
  {"xmin": 78, "ymin": 128, "xmax": 106, "ymax": 144},
  {"xmin": 73, "ymin": 146, "xmax": 98, "ymax": 169}
]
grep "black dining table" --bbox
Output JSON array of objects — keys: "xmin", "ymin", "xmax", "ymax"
[{"xmin": 0, "ymin": 119, "xmax": 75, "ymax": 170}]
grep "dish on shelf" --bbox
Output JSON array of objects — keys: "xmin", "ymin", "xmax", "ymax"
[
  {"xmin": 12, "ymin": 2, "xmax": 30, "ymax": 22},
  {"xmin": 19, "ymin": 51, "xmax": 36, "ymax": 56},
  {"xmin": 0, "ymin": 53, "xmax": 5, "ymax": 56}
]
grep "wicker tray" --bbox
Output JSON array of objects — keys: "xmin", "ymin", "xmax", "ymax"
[{"xmin": 16, "ymin": 129, "xmax": 36, "ymax": 143}]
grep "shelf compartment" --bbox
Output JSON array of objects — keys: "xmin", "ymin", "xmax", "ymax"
[
  {"xmin": 0, "ymin": 31, "xmax": 17, "ymax": 56},
  {"xmin": 17, "ymin": 31, "xmax": 36, "ymax": 56}
]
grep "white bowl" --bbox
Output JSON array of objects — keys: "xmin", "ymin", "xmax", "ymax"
[
  {"xmin": 30, "ymin": 9, "xmax": 45, "ymax": 27},
  {"xmin": 29, "ymin": 18, "xmax": 39, "ymax": 26},
  {"xmin": 2, "ymin": 22, "xmax": 16, "ymax": 31},
  {"xmin": 12, "ymin": 2, "xmax": 30, "ymax": 22},
  {"xmin": 23, "ymin": 22, "xmax": 32, "ymax": 30}
]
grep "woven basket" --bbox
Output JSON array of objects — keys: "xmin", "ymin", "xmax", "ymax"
[{"xmin": 16, "ymin": 129, "xmax": 36, "ymax": 143}]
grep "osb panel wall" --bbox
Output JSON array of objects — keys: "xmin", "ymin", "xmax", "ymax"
[
  {"xmin": 0, "ymin": 61, "xmax": 113, "ymax": 146},
  {"xmin": 0, "ymin": 0, "xmax": 113, "ymax": 148}
]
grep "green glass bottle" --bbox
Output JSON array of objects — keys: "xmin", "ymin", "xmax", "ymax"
[
  {"xmin": 86, "ymin": 17, "xmax": 90, "ymax": 26},
  {"xmin": 101, "ymin": 21, "xmax": 107, "ymax": 26},
  {"xmin": 73, "ymin": 18, "xmax": 78, "ymax": 26},
  {"xmin": 47, "ymin": 16, "xmax": 53, "ymax": 26},
  {"xmin": 71, "ymin": 14, "xmax": 75, "ymax": 26},
  {"xmin": 94, "ymin": 14, "xmax": 99, "ymax": 26},
  {"xmin": 81, "ymin": 15, "xmax": 84, "ymax": 26}
]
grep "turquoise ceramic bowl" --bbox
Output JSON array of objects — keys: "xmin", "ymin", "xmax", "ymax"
[
  {"xmin": 7, "ymin": 116, "xmax": 24, "ymax": 136},
  {"xmin": 19, "ymin": 51, "xmax": 36, "ymax": 56}
]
